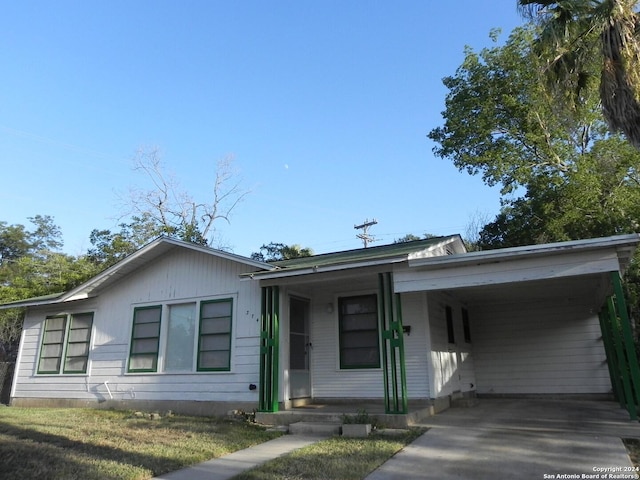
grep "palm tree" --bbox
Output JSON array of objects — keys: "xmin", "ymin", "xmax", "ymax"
[{"xmin": 519, "ymin": 0, "xmax": 640, "ymax": 149}]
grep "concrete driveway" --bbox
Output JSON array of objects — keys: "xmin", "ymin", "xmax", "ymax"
[{"xmin": 366, "ymin": 399, "xmax": 640, "ymax": 480}]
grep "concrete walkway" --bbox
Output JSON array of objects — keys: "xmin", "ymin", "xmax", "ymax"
[
  {"xmin": 366, "ymin": 399, "xmax": 640, "ymax": 480},
  {"xmin": 152, "ymin": 433, "xmax": 326, "ymax": 480}
]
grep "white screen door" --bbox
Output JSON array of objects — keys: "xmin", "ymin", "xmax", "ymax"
[{"xmin": 289, "ymin": 297, "xmax": 310, "ymax": 399}]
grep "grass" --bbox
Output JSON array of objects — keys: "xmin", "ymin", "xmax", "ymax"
[
  {"xmin": 233, "ymin": 428, "xmax": 425, "ymax": 480},
  {"xmin": 0, "ymin": 407, "xmax": 282, "ymax": 480}
]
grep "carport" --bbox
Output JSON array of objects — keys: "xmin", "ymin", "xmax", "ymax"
[{"xmin": 394, "ymin": 234, "xmax": 640, "ymax": 419}]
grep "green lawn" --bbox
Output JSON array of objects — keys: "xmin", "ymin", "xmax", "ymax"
[
  {"xmin": 0, "ymin": 407, "xmax": 282, "ymax": 480},
  {"xmin": 234, "ymin": 429, "xmax": 425, "ymax": 480}
]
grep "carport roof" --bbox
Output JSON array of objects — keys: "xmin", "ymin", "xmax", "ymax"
[{"xmin": 406, "ymin": 233, "xmax": 639, "ymax": 271}]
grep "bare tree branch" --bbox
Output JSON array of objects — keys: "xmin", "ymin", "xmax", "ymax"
[{"xmin": 119, "ymin": 149, "xmax": 251, "ymax": 246}]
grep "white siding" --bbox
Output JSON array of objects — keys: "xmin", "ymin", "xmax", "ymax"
[
  {"xmin": 399, "ymin": 292, "xmax": 430, "ymax": 399},
  {"xmin": 309, "ymin": 288, "xmax": 384, "ymax": 399},
  {"xmin": 427, "ymin": 292, "xmax": 476, "ymax": 398},
  {"xmin": 472, "ymin": 300, "xmax": 610, "ymax": 395},
  {"xmin": 13, "ymin": 248, "xmax": 263, "ymax": 404},
  {"xmin": 300, "ymin": 287, "xmax": 430, "ymax": 401}
]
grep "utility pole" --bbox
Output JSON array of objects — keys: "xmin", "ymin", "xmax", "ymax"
[{"xmin": 354, "ymin": 218, "xmax": 378, "ymax": 248}]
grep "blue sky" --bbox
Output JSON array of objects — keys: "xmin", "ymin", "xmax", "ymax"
[{"xmin": 1, "ymin": 1, "xmax": 524, "ymax": 257}]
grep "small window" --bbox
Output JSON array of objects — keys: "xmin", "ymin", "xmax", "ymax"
[
  {"xmin": 445, "ymin": 305, "xmax": 455, "ymax": 344},
  {"xmin": 338, "ymin": 294, "xmax": 380, "ymax": 369},
  {"xmin": 64, "ymin": 313, "xmax": 93, "ymax": 373},
  {"xmin": 38, "ymin": 313, "xmax": 93, "ymax": 374},
  {"xmin": 128, "ymin": 306, "xmax": 162, "ymax": 372},
  {"xmin": 198, "ymin": 299, "xmax": 233, "ymax": 371},
  {"xmin": 462, "ymin": 308, "xmax": 471, "ymax": 344}
]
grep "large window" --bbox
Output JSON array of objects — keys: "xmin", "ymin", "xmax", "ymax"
[
  {"xmin": 338, "ymin": 294, "xmax": 380, "ymax": 369},
  {"xmin": 127, "ymin": 298, "xmax": 233, "ymax": 374},
  {"xmin": 38, "ymin": 313, "xmax": 94, "ymax": 374},
  {"xmin": 165, "ymin": 303, "xmax": 197, "ymax": 372}
]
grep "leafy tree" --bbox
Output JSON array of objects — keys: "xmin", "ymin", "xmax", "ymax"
[
  {"xmin": 0, "ymin": 217, "xmax": 97, "ymax": 361},
  {"xmin": 393, "ymin": 234, "xmax": 439, "ymax": 243},
  {"xmin": 87, "ymin": 213, "xmax": 165, "ymax": 268},
  {"xmin": 251, "ymin": 242, "xmax": 313, "ymax": 262},
  {"xmin": 429, "ymin": 26, "xmax": 603, "ymax": 194},
  {"xmin": 519, "ymin": 0, "xmax": 640, "ymax": 149},
  {"xmin": 428, "ymin": 25, "xmax": 640, "ymax": 248},
  {"xmin": 0, "ymin": 223, "xmax": 31, "ymax": 266}
]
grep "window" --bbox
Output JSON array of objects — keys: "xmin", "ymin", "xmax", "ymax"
[
  {"xmin": 462, "ymin": 308, "xmax": 471, "ymax": 343},
  {"xmin": 127, "ymin": 298, "xmax": 233, "ymax": 374},
  {"xmin": 445, "ymin": 305, "xmax": 455, "ymax": 344},
  {"xmin": 198, "ymin": 299, "xmax": 233, "ymax": 371},
  {"xmin": 128, "ymin": 306, "xmax": 162, "ymax": 372},
  {"xmin": 38, "ymin": 313, "xmax": 93, "ymax": 374},
  {"xmin": 165, "ymin": 303, "xmax": 197, "ymax": 372},
  {"xmin": 64, "ymin": 313, "xmax": 93, "ymax": 373},
  {"xmin": 338, "ymin": 294, "xmax": 380, "ymax": 369}
]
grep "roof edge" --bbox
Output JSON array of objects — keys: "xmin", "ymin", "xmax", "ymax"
[{"xmin": 408, "ymin": 233, "xmax": 640, "ymax": 269}]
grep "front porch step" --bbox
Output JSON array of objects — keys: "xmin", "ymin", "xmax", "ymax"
[{"xmin": 288, "ymin": 421, "xmax": 341, "ymax": 435}]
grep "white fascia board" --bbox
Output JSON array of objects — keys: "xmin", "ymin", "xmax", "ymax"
[
  {"xmin": 408, "ymin": 233, "xmax": 640, "ymax": 269},
  {"xmin": 242, "ymin": 256, "xmax": 409, "ymax": 281}
]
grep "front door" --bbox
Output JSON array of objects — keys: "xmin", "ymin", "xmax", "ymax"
[{"xmin": 289, "ymin": 297, "xmax": 310, "ymax": 399}]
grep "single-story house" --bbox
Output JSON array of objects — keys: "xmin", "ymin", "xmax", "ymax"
[{"xmin": 2, "ymin": 233, "xmax": 639, "ymax": 423}]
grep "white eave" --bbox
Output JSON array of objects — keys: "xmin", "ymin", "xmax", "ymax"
[
  {"xmin": 0, "ymin": 236, "xmax": 274, "ymax": 309},
  {"xmin": 241, "ymin": 255, "xmax": 412, "ymax": 281},
  {"xmin": 407, "ymin": 233, "xmax": 640, "ymax": 272}
]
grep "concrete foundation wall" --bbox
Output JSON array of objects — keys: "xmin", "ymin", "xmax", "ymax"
[{"xmin": 10, "ymin": 397, "xmax": 258, "ymax": 417}]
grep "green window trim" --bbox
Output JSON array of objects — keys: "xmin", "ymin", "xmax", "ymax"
[
  {"xmin": 128, "ymin": 306, "xmax": 162, "ymax": 373},
  {"xmin": 38, "ymin": 313, "xmax": 94, "ymax": 375},
  {"xmin": 338, "ymin": 294, "xmax": 381, "ymax": 369},
  {"xmin": 63, "ymin": 313, "xmax": 93, "ymax": 374},
  {"xmin": 38, "ymin": 316, "xmax": 67, "ymax": 374},
  {"xmin": 197, "ymin": 298, "xmax": 233, "ymax": 372}
]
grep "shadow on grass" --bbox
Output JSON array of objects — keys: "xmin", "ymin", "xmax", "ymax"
[{"xmin": 0, "ymin": 421, "xmax": 182, "ymax": 480}]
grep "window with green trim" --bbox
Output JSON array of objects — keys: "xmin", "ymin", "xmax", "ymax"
[
  {"xmin": 38, "ymin": 313, "xmax": 93, "ymax": 374},
  {"xmin": 338, "ymin": 294, "xmax": 380, "ymax": 369},
  {"xmin": 128, "ymin": 306, "xmax": 162, "ymax": 372},
  {"xmin": 198, "ymin": 299, "xmax": 232, "ymax": 371},
  {"xmin": 64, "ymin": 313, "xmax": 93, "ymax": 373}
]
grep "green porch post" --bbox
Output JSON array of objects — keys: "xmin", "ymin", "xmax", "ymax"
[
  {"xmin": 258, "ymin": 286, "xmax": 280, "ymax": 412},
  {"xmin": 378, "ymin": 272, "xmax": 408, "ymax": 414},
  {"xmin": 599, "ymin": 310, "xmax": 623, "ymax": 407},
  {"xmin": 605, "ymin": 296, "xmax": 637, "ymax": 419},
  {"xmin": 611, "ymin": 271, "xmax": 640, "ymax": 419}
]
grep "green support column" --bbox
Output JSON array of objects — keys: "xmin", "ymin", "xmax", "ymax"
[
  {"xmin": 599, "ymin": 310, "xmax": 623, "ymax": 407},
  {"xmin": 606, "ymin": 296, "xmax": 637, "ymax": 420},
  {"xmin": 611, "ymin": 271, "xmax": 640, "ymax": 417},
  {"xmin": 258, "ymin": 286, "xmax": 279, "ymax": 412},
  {"xmin": 378, "ymin": 272, "xmax": 408, "ymax": 414}
]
